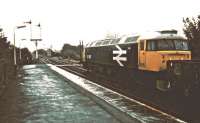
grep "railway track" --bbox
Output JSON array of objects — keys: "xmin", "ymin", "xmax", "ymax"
[{"xmin": 40, "ymin": 57, "xmax": 199, "ymax": 123}]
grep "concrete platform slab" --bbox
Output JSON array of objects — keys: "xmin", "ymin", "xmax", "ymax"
[{"xmin": 18, "ymin": 64, "xmax": 121, "ymax": 123}]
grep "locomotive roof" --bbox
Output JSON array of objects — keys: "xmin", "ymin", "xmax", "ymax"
[
  {"xmin": 85, "ymin": 31, "xmax": 186, "ymax": 48},
  {"xmin": 139, "ymin": 31, "xmax": 186, "ymax": 40},
  {"xmin": 85, "ymin": 36, "xmax": 139, "ymax": 48}
]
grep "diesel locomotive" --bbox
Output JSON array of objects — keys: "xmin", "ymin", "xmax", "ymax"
[{"xmin": 81, "ymin": 30, "xmax": 200, "ymax": 96}]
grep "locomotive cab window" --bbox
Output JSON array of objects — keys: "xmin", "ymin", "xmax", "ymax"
[
  {"xmin": 147, "ymin": 40, "xmax": 156, "ymax": 51},
  {"xmin": 146, "ymin": 39, "xmax": 189, "ymax": 51},
  {"xmin": 174, "ymin": 40, "xmax": 189, "ymax": 50},
  {"xmin": 157, "ymin": 40, "xmax": 174, "ymax": 50}
]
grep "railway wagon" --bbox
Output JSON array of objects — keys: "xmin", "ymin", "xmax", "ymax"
[{"xmin": 82, "ymin": 30, "xmax": 200, "ymax": 95}]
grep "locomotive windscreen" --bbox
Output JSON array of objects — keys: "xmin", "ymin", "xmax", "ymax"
[{"xmin": 146, "ymin": 39, "xmax": 189, "ymax": 51}]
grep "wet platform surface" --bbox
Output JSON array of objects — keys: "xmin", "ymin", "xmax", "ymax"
[
  {"xmin": 49, "ymin": 64, "xmax": 186, "ymax": 123},
  {"xmin": 0, "ymin": 64, "xmax": 120, "ymax": 123}
]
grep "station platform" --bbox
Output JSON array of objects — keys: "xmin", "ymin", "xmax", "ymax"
[
  {"xmin": 0, "ymin": 64, "xmax": 120, "ymax": 123},
  {"xmin": 1, "ymin": 64, "xmax": 187, "ymax": 123},
  {"xmin": 48, "ymin": 64, "xmax": 187, "ymax": 123}
]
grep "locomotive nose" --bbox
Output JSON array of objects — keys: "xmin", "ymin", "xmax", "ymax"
[
  {"xmin": 161, "ymin": 52, "xmax": 191, "ymax": 61},
  {"xmin": 159, "ymin": 52, "xmax": 191, "ymax": 71}
]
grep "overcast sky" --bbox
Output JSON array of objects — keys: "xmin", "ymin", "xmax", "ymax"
[{"xmin": 0, "ymin": 0, "xmax": 199, "ymax": 51}]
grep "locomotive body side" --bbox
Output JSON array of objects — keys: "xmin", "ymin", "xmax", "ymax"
[{"xmin": 85, "ymin": 43, "xmax": 138, "ymax": 70}]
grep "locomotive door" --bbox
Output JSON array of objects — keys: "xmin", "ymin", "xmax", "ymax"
[{"xmin": 139, "ymin": 40, "xmax": 146, "ymax": 70}]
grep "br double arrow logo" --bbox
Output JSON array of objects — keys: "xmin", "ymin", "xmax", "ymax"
[{"xmin": 112, "ymin": 45, "xmax": 127, "ymax": 67}]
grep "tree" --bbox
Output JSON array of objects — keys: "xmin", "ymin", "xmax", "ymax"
[
  {"xmin": 183, "ymin": 15, "xmax": 200, "ymax": 59},
  {"xmin": 61, "ymin": 43, "xmax": 80, "ymax": 59},
  {"xmin": 0, "ymin": 28, "xmax": 11, "ymax": 62},
  {"xmin": 20, "ymin": 48, "xmax": 32, "ymax": 64}
]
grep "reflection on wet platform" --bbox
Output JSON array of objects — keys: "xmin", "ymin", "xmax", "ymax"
[{"xmin": 16, "ymin": 64, "xmax": 120, "ymax": 123}]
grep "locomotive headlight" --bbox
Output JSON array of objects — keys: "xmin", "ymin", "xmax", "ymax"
[
  {"xmin": 173, "ymin": 63, "xmax": 182, "ymax": 75},
  {"xmin": 170, "ymin": 62, "xmax": 173, "ymax": 67}
]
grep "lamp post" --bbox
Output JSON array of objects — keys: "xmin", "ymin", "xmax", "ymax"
[
  {"xmin": 13, "ymin": 25, "xmax": 26, "ymax": 65},
  {"xmin": 19, "ymin": 38, "xmax": 26, "ymax": 61}
]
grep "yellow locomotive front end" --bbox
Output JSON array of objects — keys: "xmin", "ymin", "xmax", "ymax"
[
  {"xmin": 138, "ymin": 31, "xmax": 191, "ymax": 91},
  {"xmin": 138, "ymin": 31, "xmax": 191, "ymax": 72},
  {"xmin": 139, "ymin": 39, "xmax": 191, "ymax": 72}
]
